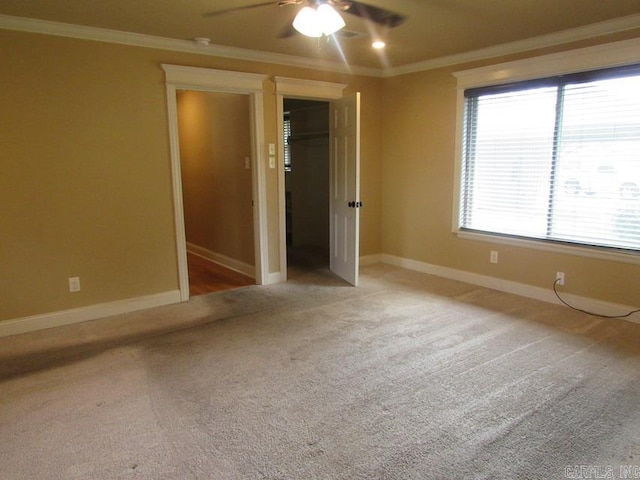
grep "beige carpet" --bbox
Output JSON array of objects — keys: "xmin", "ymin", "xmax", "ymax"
[{"xmin": 1, "ymin": 264, "xmax": 639, "ymax": 479}]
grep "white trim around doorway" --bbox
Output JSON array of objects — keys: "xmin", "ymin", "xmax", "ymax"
[
  {"xmin": 162, "ymin": 65, "xmax": 269, "ymax": 301},
  {"xmin": 274, "ymin": 76, "xmax": 348, "ymax": 281}
]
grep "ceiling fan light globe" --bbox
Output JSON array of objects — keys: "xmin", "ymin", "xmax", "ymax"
[
  {"xmin": 317, "ymin": 4, "xmax": 345, "ymax": 35},
  {"xmin": 292, "ymin": 6, "xmax": 323, "ymax": 37}
]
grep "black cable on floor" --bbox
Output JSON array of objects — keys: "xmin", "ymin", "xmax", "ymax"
[{"xmin": 553, "ymin": 279, "xmax": 640, "ymax": 319}]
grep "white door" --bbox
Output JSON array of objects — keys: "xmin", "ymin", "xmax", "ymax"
[{"xmin": 330, "ymin": 93, "xmax": 361, "ymax": 286}]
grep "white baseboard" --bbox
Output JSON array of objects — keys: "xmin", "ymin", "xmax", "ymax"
[
  {"xmin": 379, "ymin": 254, "xmax": 639, "ymax": 323},
  {"xmin": 7, "ymin": 253, "xmax": 632, "ymax": 338},
  {"xmin": 0, "ymin": 290, "xmax": 182, "ymax": 338},
  {"xmin": 264, "ymin": 271, "xmax": 285, "ymax": 285},
  {"xmin": 187, "ymin": 242, "xmax": 255, "ymax": 278},
  {"xmin": 360, "ymin": 254, "xmax": 382, "ymax": 266}
]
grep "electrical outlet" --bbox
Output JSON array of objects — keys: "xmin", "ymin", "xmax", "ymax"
[
  {"xmin": 68, "ymin": 276, "xmax": 81, "ymax": 293},
  {"xmin": 490, "ymin": 250, "xmax": 498, "ymax": 264},
  {"xmin": 556, "ymin": 272, "xmax": 565, "ymax": 286}
]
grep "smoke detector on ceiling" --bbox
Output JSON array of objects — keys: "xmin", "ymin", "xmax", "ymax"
[{"xmin": 193, "ymin": 37, "xmax": 211, "ymax": 46}]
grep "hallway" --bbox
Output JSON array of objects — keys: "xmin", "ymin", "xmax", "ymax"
[{"xmin": 187, "ymin": 252, "xmax": 254, "ymax": 296}]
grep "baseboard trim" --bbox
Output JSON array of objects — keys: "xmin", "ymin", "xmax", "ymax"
[
  {"xmin": 360, "ymin": 254, "xmax": 382, "ymax": 267},
  {"xmin": 264, "ymin": 271, "xmax": 284, "ymax": 285},
  {"xmin": 5, "ymin": 254, "xmax": 633, "ymax": 338},
  {"xmin": 0, "ymin": 290, "xmax": 182, "ymax": 338},
  {"xmin": 379, "ymin": 254, "xmax": 639, "ymax": 323},
  {"xmin": 187, "ymin": 242, "xmax": 255, "ymax": 278}
]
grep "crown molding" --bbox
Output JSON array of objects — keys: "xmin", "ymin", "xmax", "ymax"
[
  {"xmin": 383, "ymin": 13, "xmax": 640, "ymax": 77},
  {"xmin": 0, "ymin": 14, "xmax": 382, "ymax": 77},
  {"xmin": 453, "ymin": 37, "xmax": 640, "ymax": 89},
  {"xmin": 2, "ymin": 13, "xmax": 639, "ymax": 79}
]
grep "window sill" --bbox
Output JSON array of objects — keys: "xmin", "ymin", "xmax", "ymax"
[{"xmin": 456, "ymin": 229, "xmax": 640, "ymax": 266}]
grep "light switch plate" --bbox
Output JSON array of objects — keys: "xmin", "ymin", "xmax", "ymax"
[
  {"xmin": 69, "ymin": 276, "xmax": 81, "ymax": 292},
  {"xmin": 268, "ymin": 143, "xmax": 276, "ymax": 155}
]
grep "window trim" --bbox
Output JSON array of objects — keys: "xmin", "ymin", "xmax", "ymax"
[{"xmin": 452, "ymin": 37, "xmax": 640, "ymax": 265}]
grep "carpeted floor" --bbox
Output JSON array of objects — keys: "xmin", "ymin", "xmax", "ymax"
[{"xmin": 1, "ymin": 264, "xmax": 639, "ymax": 479}]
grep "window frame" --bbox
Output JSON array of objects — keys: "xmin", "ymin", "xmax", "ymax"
[{"xmin": 452, "ymin": 38, "xmax": 640, "ymax": 265}]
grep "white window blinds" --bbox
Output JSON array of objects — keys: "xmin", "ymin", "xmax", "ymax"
[{"xmin": 460, "ymin": 65, "xmax": 640, "ymax": 253}]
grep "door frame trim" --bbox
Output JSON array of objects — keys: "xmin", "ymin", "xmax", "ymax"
[
  {"xmin": 274, "ymin": 76, "xmax": 347, "ymax": 281},
  {"xmin": 163, "ymin": 65, "xmax": 269, "ymax": 300}
]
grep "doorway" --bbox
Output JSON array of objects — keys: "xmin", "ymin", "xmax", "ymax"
[
  {"xmin": 163, "ymin": 65, "xmax": 269, "ymax": 302},
  {"xmin": 284, "ymin": 99, "xmax": 330, "ymax": 277},
  {"xmin": 164, "ymin": 67, "xmax": 357, "ymax": 296},
  {"xmin": 275, "ymin": 78, "xmax": 361, "ymax": 286},
  {"xmin": 177, "ymin": 90, "xmax": 256, "ymax": 296},
  {"xmin": 279, "ymin": 93, "xmax": 361, "ymax": 285}
]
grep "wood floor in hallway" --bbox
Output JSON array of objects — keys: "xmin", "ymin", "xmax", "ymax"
[{"xmin": 187, "ymin": 252, "xmax": 254, "ymax": 296}]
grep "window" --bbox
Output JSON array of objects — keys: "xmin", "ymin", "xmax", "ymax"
[
  {"xmin": 460, "ymin": 64, "xmax": 640, "ymax": 254},
  {"xmin": 283, "ymin": 112, "xmax": 292, "ymax": 172}
]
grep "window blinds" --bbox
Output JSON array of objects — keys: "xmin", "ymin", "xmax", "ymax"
[{"xmin": 460, "ymin": 65, "xmax": 640, "ymax": 253}]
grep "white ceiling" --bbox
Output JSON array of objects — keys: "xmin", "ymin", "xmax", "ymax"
[{"xmin": 1, "ymin": 0, "xmax": 640, "ymax": 73}]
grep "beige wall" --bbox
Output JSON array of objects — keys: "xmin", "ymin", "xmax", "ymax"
[
  {"xmin": 0, "ymin": 29, "xmax": 383, "ymax": 322},
  {"xmin": 380, "ymin": 32, "xmax": 640, "ymax": 307},
  {"xmin": 178, "ymin": 91, "xmax": 254, "ymax": 266},
  {"xmin": 4, "ymin": 24, "xmax": 636, "ymax": 326},
  {"xmin": 1, "ymin": 31, "xmax": 178, "ymax": 320}
]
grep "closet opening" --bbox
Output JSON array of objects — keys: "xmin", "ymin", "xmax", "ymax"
[{"xmin": 283, "ymin": 99, "xmax": 330, "ymax": 277}]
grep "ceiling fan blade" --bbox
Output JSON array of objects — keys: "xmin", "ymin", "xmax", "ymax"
[
  {"xmin": 337, "ymin": 0, "xmax": 406, "ymax": 28},
  {"xmin": 203, "ymin": 1, "xmax": 276, "ymax": 18}
]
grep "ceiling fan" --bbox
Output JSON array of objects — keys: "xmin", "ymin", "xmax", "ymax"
[{"xmin": 204, "ymin": 0, "xmax": 406, "ymax": 38}]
